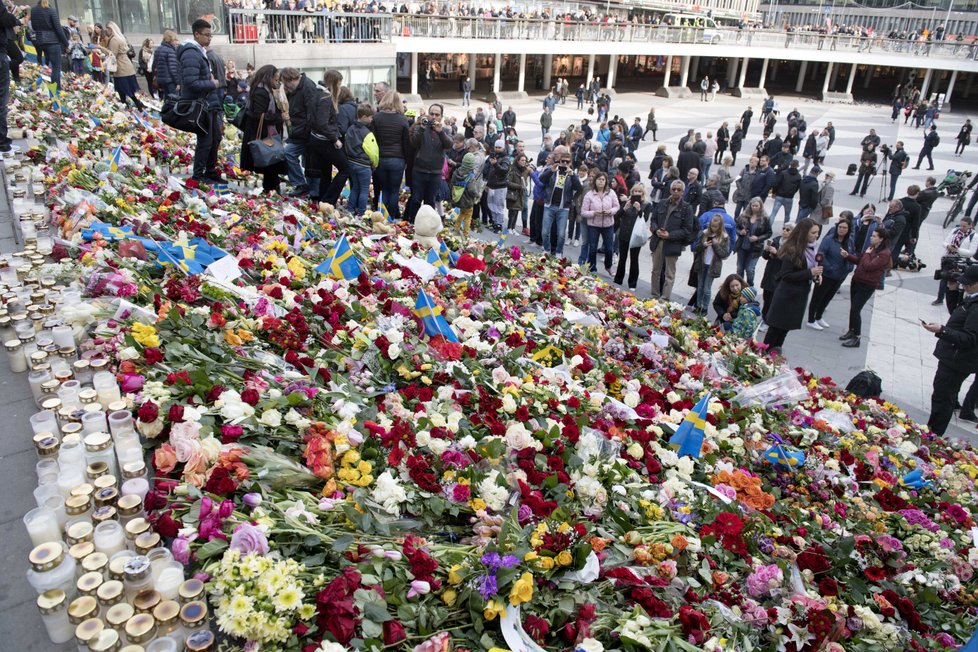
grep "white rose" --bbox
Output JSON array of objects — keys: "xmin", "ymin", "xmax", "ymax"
[
  {"xmin": 259, "ymin": 409, "xmax": 283, "ymax": 428},
  {"xmin": 578, "ymin": 638, "xmax": 604, "ymax": 652},
  {"xmin": 199, "ymin": 437, "xmax": 221, "ymax": 463},
  {"xmin": 117, "ymin": 347, "xmax": 140, "ymax": 361},
  {"xmin": 623, "ymin": 391, "xmax": 640, "ymax": 408},
  {"xmin": 500, "ymin": 393, "xmax": 517, "ymax": 414},
  {"xmin": 505, "ymin": 422, "xmax": 532, "ymax": 450},
  {"xmin": 429, "ymin": 413, "xmax": 447, "ymax": 428},
  {"xmin": 626, "ymin": 442, "xmax": 644, "ymax": 459},
  {"xmin": 416, "ymin": 430, "xmax": 431, "ymax": 447},
  {"xmin": 387, "ymin": 342, "xmax": 401, "ymax": 358}
]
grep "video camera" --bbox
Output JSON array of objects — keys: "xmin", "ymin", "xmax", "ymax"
[
  {"xmin": 935, "ymin": 255, "xmax": 978, "ymax": 281},
  {"xmin": 878, "ymin": 143, "xmax": 892, "ymax": 159},
  {"xmin": 420, "ymin": 117, "xmax": 431, "ymax": 127}
]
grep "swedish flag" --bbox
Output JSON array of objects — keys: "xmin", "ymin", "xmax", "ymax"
[
  {"xmin": 959, "ymin": 629, "xmax": 978, "ymax": 652},
  {"xmin": 89, "ymin": 115, "xmax": 102, "ymax": 128},
  {"xmin": 668, "ymin": 393, "xmax": 710, "ymax": 458},
  {"xmin": 438, "ymin": 240, "xmax": 458, "ymax": 267},
  {"xmin": 762, "ymin": 443, "xmax": 805, "ymax": 469},
  {"xmin": 314, "ymin": 234, "xmax": 361, "ymax": 280},
  {"xmin": 444, "ymin": 207, "xmax": 460, "ymax": 226},
  {"xmin": 900, "ymin": 469, "xmax": 931, "ymax": 490},
  {"xmin": 413, "ymin": 290, "xmax": 459, "ymax": 342},
  {"xmin": 379, "ymin": 202, "xmax": 391, "ymax": 222},
  {"xmin": 107, "ymin": 145, "xmax": 124, "ymax": 172},
  {"xmin": 23, "ymin": 40, "xmax": 37, "ymax": 64},
  {"xmin": 157, "ymin": 237, "xmax": 228, "ymax": 275},
  {"xmin": 427, "ymin": 247, "xmax": 448, "ymax": 275}
]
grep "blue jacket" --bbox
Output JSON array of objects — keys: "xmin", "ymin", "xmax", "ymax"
[
  {"xmin": 694, "ymin": 208, "xmax": 737, "ymax": 251},
  {"xmin": 152, "ymin": 41, "xmax": 179, "ymax": 85},
  {"xmin": 817, "ymin": 227, "xmax": 855, "ymax": 280},
  {"xmin": 750, "ymin": 166, "xmax": 776, "ymax": 199},
  {"xmin": 530, "ymin": 169, "xmax": 546, "ymax": 202},
  {"xmin": 539, "ymin": 166, "xmax": 583, "ymax": 210},
  {"xmin": 176, "ymin": 42, "xmax": 220, "ymax": 109}
]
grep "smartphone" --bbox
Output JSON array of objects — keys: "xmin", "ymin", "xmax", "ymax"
[{"xmin": 920, "ymin": 318, "xmax": 928, "ymax": 324}]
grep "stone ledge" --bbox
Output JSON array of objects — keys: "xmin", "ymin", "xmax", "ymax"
[
  {"xmin": 820, "ymin": 91, "xmax": 854, "ymax": 103},
  {"xmin": 495, "ymin": 91, "xmax": 529, "ymax": 101},
  {"xmin": 655, "ymin": 86, "xmax": 693, "ymax": 99},
  {"xmin": 732, "ymin": 86, "xmax": 768, "ymax": 98}
]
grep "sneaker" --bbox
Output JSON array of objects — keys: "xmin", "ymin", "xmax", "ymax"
[
  {"xmin": 959, "ymin": 412, "xmax": 978, "ymax": 423},
  {"xmin": 757, "ymin": 322, "xmax": 769, "ymax": 333},
  {"xmin": 521, "ymin": 228, "xmax": 530, "ymax": 236},
  {"xmin": 816, "ymin": 319, "xmax": 831, "ymax": 329},
  {"xmin": 931, "ymin": 299, "xmax": 944, "ymax": 306},
  {"xmin": 806, "ymin": 321, "xmax": 823, "ymax": 331}
]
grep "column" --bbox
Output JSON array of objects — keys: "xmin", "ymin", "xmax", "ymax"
[
  {"xmin": 607, "ymin": 54, "xmax": 618, "ymax": 89},
  {"xmin": 726, "ymin": 58, "xmax": 738, "ymax": 86},
  {"xmin": 679, "ymin": 55, "xmax": 690, "ymax": 88},
  {"xmin": 945, "ymin": 69, "xmax": 959, "ymax": 103},
  {"xmin": 821, "ymin": 62, "xmax": 835, "ymax": 95},
  {"xmin": 771, "ymin": 60, "xmax": 780, "ymax": 82},
  {"xmin": 845, "ymin": 62, "xmax": 858, "ymax": 95},
  {"xmin": 468, "ymin": 56, "xmax": 476, "ymax": 92},
  {"xmin": 542, "ymin": 53, "xmax": 552, "ymax": 91},
  {"xmin": 964, "ymin": 72, "xmax": 974, "ymax": 99},
  {"xmin": 863, "ymin": 65, "xmax": 875, "ymax": 89},
  {"xmin": 662, "ymin": 55, "xmax": 672, "ymax": 87},
  {"xmin": 810, "ymin": 61, "xmax": 819, "ymax": 81},
  {"xmin": 493, "ymin": 53, "xmax": 501, "ymax": 93},
  {"xmin": 795, "ymin": 60, "xmax": 808, "ymax": 92},
  {"xmin": 410, "ymin": 51, "xmax": 418, "ymax": 95},
  {"xmin": 758, "ymin": 58, "xmax": 769, "ymax": 88},
  {"xmin": 690, "ymin": 56, "xmax": 700, "ymax": 81},
  {"xmin": 517, "ymin": 53, "xmax": 527, "ymax": 93},
  {"xmin": 737, "ymin": 57, "xmax": 749, "ymax": 88},
  {"xmin": 586, "ymin": 54, "xmax": 595, "ymax": 84},
  {"xmin": 920, "ymin": 68, "xmax": 934, "ymax": 98},
  {"xmin": 828, "ymin": 63, "xmax": 839, "ymax": 90}
]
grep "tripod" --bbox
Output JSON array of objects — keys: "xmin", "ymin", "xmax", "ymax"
[{"xmin": 878, "ymin": 167, "xmax": 889, "ymax": 203}]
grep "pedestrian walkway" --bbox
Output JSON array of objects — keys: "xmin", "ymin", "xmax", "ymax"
[{"xmin": 456, "ymin": 89, "xmax": 977, "ymax": 442}]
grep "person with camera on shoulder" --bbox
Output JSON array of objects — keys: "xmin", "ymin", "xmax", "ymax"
[
  {"xmin": 932, "ymin": 217, "xmax": 977, "ymax": 305},
  {"xmin": 922, "ymin": 264, "xmax": 978, "ymax": 435}
]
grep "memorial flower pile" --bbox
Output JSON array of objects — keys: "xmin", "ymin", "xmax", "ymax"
[{"xmin": 15, "ymin": 69, "xmax": 978, "ymax": 652}]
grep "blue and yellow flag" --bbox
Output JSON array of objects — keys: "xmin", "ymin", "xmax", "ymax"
[
  {"xmin": 157, "ymin": 237, "xmax": 228, "ymax": 275},
  {"xmin": 89, "ymin": 115, "xmax": 102, "ymax": 128},
  {"xmin": 107, "ymin": 145, "xmax": 126, "ymax": 172},
  {"xmin": 668, "ymin": 393, "xmax": 710, "ymax": 458},
  {"xmin": 23, "ymin": 40, "xmax": 38, "ymax": 64},
  {"xmin": 314, "ymin": 234, "xmax": 361, "ymax": 280},
  {"xmin": 413, "ymin": 290, "xmax": 459, "ymax": 342},
  {"xmin": 444, "ymin": 207, "xmax": 460, "ymax": 226},
  {"xmin": 427, "ymin": 247, "xmax": 449, "ymax": 275},
  {"xmin": 900, "ymin": 469, "xmax": 932, "ymax": 490},
  {"xmin": 959, "ymin": 629, "xmax": 978, "ymax": 652},
  {"xmin": 379, "ymin": 202, "xmax": 391, "ymax": 222},
  {"xmin": 761, "ymin": 432, "xmax": 805, "ymax": 470},
  {"xmin": 439, "ymin": 240, "xmax": 459, "ymax": 267}
]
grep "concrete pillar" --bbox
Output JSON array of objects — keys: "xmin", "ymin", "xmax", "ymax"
[
  {"xmin": 737, "ymin": 57, "xmax": 749, "ymax": 88},
  {"xmin": 587, "ymin": 54, "xmax": 595, "ymax": 85},
  {"xmin": 493, "ymin": 53, "xmax": 501, "ymax": 93},
  {"xmin": 680, "ymin": 56, "xmax": 691, "ymax": 88},
  {"xmin": 920, "ymin": 68, "xmax": 934, "ymax": 98},
  {"xmin": 810, "ymin": 61, "xmax": 819, "ymax": 81},
  {"xmin": 822, "ymin": 62, "xmax": 835, "ymax": 95},
  {"xmin": 726, "ymin": 58, "xmax": 738, "ymax": 86},
  {"xmin": 863, "ymin": 65, "xmax": 875, "ymax": 89},
  {"xmin": 770, "ymin": 60, "xmax": 779, "ymax": 83},
  {"xmin": 607, "ymin": 54, "xmax": 618, "ymax": 89},
  {"xmin": 795, "ymin": 60, "xmax": 808, "ymax": 92},
  {"xmin": 690, "ymin": 56, "xmax": 700, "ymax": 81},
  {"xmin": 542, "ymin": 53, "xmax": 553, "ymax": 91},
  {"xmin": 662, "ymin": 55, "xmax": 672, "ymax": 87},
  {"xmin": 468, "ymin": 56, "xmax": 476, "ymax": 92},
  {"xmin": 758, "ymin": 58, "xmax": 769, "ymax": 88},
  {"xmin": 945, "ymin": 69, "xmax": 959, "ymax": 103},
  {"xmin": 410, "ymin": 51, "xmax": 418, "ymax": 95},
  {"xmin": 845, "ymin": 63, "xmax": 858, "ymax": 95},
  {"xmin": 828, "ymin": 63, "xmax": 840, "ymax": 90},
  {"xmin": 965, "ymin": 72, "xmax": 974, "ymax": 99}
]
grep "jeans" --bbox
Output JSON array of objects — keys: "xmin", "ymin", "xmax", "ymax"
[
  {"xmin": 41, "ymin": 43, "xmax": 63, "ymax": 91},
  {"xmin": 284, "ymin": 141, "xmax": 308, "ymax": 188},
  {"xmin": 586, "ymin": 224, "xmax": 614, "ymax": 272},
  {"xmin": 375, "ymin": 157, "xmax": 405, "ymax": 221},
  {"xmin": 808, "ymin": 277, "xmax": 844, "ymax": 322},
  {"xmin": 71, "ymin": 58, "xmax": 85, "ymax": 75},
  {"xmin": 406, "ymin": 170, "xmax": 443, "ymax": 223},
  {"xmin": 888, "ymin": 173, "xmax": 900, "ymax": 201},
  {"xmin": 348, "ymin": 163, "xmax": 372, "ymax": 216},
  {"xmin": 541, "ymin": 127, "xmax": 549, "ymax": 140},
  {"xmin": 567, "ymin": 207, "xmax": 583, "ymax": 241},
  {"xmin": 192, "ymin": 109, "xmax": 220, "ymax": 179},
  {"xmin": 487, "ymin": 187, "xmax": 507, "ymax": 229},
  {"xmin": 159, "ymin": 81, "xmax": 178, "ymax": 98},
  {"xmin": 736, "ymin": 250, "xmax": 760, "ymax": 286},
  {"xmin": 462, "ymin": 91, "xmax": 470, "ymax": 106},
  {"xmin": 577, "ymin": 225, "xmax": 590, "ymax": 265},
  {"xmin": 770, "ymin": 195, "xmax": 794, "ymax": 222},
  {"xmin": 700, "ymin": 157, "xmax": 712, "ymax": 179},
  {"xmin": 529, "ymin": 201, "xmax": 543, "ymax": 244},
  {"xmin": 848, "ymin": 281, "xmax": 876, "ymax": 336},
  {"xmin": 541, "ymin": 205, "xmax": 569, "ymax": 255},
  {"xmin": 796, "ymin": 205, "xmax": 813, "ymax": 221},
  {"xmin": 696, "ymin": 269, "xmax": 715, "ymax": 312}
]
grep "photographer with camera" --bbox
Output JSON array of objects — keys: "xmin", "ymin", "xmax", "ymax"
[
  {"xmin": 932, "ymin": 217, "xmax": 977, "ymax": 305},
  {"xmin": 922, "ymin": 264, "xmax": 978, "ymax": 435},
  {"xmin": 405, "ymin": 103, "xmax": 451, "ymax": 224},
  {"xmin": 885, "ymin": 141, "xmax": 908, "ymax": 202}
]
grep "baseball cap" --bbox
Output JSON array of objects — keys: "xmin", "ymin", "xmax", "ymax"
[
  {"xmin": 959, "ymin": 266, "xmax": 978, "ymax": 285},
  {"xmin": 811, "ymin": 166, "xmax": 822, "ymax": 175}
]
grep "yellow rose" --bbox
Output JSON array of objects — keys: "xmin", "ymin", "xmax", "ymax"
[
  {"xmin": 442, "ymin": 588, "xmax": 457, "ymax": 606},
  {"xmin": 538, "ymin": 556, "xmax": 555, "ymax": 570},
  {"xmin": 484, "ymin": 599, "xmax": 506, "ymax": 621},
  {"xmin": 131, "ymin": 323, "xmax": 160, "ymax": 348},
  {"xmin": 469, "ymin": 498, "xmax": 487, "ymax": 512},
  {"xmin": 556, "ymin": 550, "xmax": 573, "ymax": 566},
  {"xmin": 523, "ymin": 551, "xmax": 539, "ymax": 562},
  {"xmin": 509, "ymin": 572, "xmax": 534, "ymax": 606},
  {"xmin": 448, "ymin": 565, "xmax": 463, "ymax": 586}
]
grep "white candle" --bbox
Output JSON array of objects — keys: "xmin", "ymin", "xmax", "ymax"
[
  {"xmin": 51, "ymin": 325, "xmax": 74, "ymax": 348},
  {"xmin": 23, "ymin": 506, "xmax": 62, "ymax": 546},
  {"xmin": 155, "ymin": 564, "xmax": 184, "ymax": 601}
]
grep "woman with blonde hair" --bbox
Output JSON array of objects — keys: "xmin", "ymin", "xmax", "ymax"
[
  {"xmin": 692, "ymin": 212, "xmax": 731, "ymax": 315},
  {"xmin": 152, "ymin": 31, "xmax": 179, "ymax": 98},
  {"xmin": 97, "ymin": 22, "xmax": 142, "ymax": 109},
  {"xmin": 138, "ymin": 38, "xmax": 155, "ymax": 99},
  {"xmin": 614, "ymin": 183, "xmax": 652, "ymax": 290},
  {"xmin": 372, "ymin": 89, "xmax": 410, "ymax": 220},
  {"xmin": 30, "ymin": 0, "xmax": 69, "ymax": 90}
]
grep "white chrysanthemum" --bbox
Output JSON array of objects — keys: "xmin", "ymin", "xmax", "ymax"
[
  {"xmin": 479, "ymin": 470, "xmax": 510, "ymax": 512},
  {"xmin": 372, "ymin": 471, "xmax": 408, "ymax": 516},
  {"xmin": 273, "ymin": 584, "xmax": 304, "ymax": 612}
]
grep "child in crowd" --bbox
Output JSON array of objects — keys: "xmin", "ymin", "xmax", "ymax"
[
  {"xmin": 344, "ymin": 103, "xmax": 377, "ymax": 217},
  {"xmin": 730, "ymin": 286, "xmax": 762, "ymax": 340},
  {"xmin": 68, "ymin": 34, "xmax": 88, "ymax": 76}
]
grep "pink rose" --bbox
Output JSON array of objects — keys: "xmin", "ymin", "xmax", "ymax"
[
  {"xmin": 171, "ymin": 536, "xmax": 191, "ymax": 564},
  {"xmin": 153, "ymin": 444, "xmax": 177, "ymax": 473},
  {"xmin": 173, "ymin": 437, "xmax": 199, "ymax": 464}
]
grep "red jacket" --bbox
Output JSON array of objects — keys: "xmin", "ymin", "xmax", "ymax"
[{"xmin": 847, "ymin": 247, "xmax": 892, "ymax": 286}]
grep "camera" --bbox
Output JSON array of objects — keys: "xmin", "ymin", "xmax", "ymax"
[
  {"xmin": 879, "ymin": 143, "xmax": 892, "ymax": 158},
  {"xmin": 420, "ymin": 117, "xmax": 431, "ymax": 127},
  {"xmin": 935, "ymin": 255, "xmax": 978, "ymax": 281}
]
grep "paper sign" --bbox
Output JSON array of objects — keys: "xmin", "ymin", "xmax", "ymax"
[{"xmin": 206, "ymin": 255, "xmax": 242, "ymax": 283}]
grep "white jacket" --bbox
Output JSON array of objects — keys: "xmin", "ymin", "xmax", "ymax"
[{"xmin": 944, "ymin": 228, "xmax": 977, "ymax": 258}]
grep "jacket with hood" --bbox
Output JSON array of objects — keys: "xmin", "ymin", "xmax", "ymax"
[
  {"xmin": 773, "ymin": 168, "xmax": 801, "ymax": 198},
  {"xmin": 152, "ymin": 41, "xmax": 179, "ymax": 85},
  {"xmin": 409, "ymin": 122, "xmax": 451, "ymax": 175},
  {"xmin": 308, "ymin": 86, "xmax": 340, "ymax": 143},
  {"xmin": 177, "ymin": 41, "xmax": 220, "ymax": 109},
  {"xmin": 285, "ymin": 74, "xmax": 322, "ymax": 144},
  {"xmin": 798, "ymin": 174, "xmax": 819, "ymax": 209}
]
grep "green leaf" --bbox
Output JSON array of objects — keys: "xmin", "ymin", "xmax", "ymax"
[
  {"xmin": 196, "ymin": 538, "xmax": 229, "ymax": 560},
  {"xmin": 364, "ymin": 600, "xmax": 394, "ymax": 623},
  {"xmin": 332, "ymin": 534, "xmax": 355, "ymax": 551},
  {"xmin": 360, "ymin": 619, "xmax": 383, "ymax": 639}
]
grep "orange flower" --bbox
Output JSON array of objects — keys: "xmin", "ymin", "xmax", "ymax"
[
  {"xmin": 712, "ymin": 571, "xmax": 729, "ymax": 587},
  {"xmin": 590, "ymin": 537, "xmax": 609, "ymax": 552},
  {"xmin": 670, "ymin": 533, "xmax": 689, "ymax": 552}
]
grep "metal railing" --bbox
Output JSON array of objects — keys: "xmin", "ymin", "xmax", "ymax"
[
  {"xmin": 225, "ymin": 9, "xmax": 978, "ymax": 60},
  {"xmin": 227, "ymin": 9, "xmax": 392, "ymax": 44}
]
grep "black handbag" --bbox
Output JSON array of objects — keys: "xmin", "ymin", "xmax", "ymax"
[
  {"xmin": 247, "ymin": 113, "xmax": 286, "ymax": 169},
  {"xmin": 161, "ymin": 97, "xmax": 210, "ymax": 136}
]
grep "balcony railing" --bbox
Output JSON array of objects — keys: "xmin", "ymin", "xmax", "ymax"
[{"xmin": 225, "ymin": 9, "xmax": 978, "ymax": 61}]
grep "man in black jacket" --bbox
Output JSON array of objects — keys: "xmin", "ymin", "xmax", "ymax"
[
  {"xmin": 677, "ymin": 142, "xmax": 700, "ymax": 181},
  {"xmin": 649, "ymin": 180, "xmax": 695, "ymax": 300},
  {"xmin": 897, "ymin": 185, "xmax": 922, "ymax": 258},
  {"xmin": 770, "ymin": 159, "xmax": 801, "ymax": 223},
  {"xmin": 282, "ymin": 69, "xmax": 321, "ymax": 197},
  {"xmin": 502, "ymin": 106, "xmax": 517, "ymax": 131},
  {"xmin": 178, "ymin": 20, "xmax": 223, "ymax": 183},
  {"xmin": 882, "ymin": 198, "xmax": 908, "ymax": 265},
  {"xmin": 0, "ymin": 2, "xmax": 18, "ymax": 157},
  {"xmin": 405, "ymin": 103, "xmax": 451, "ymax": 224},
  {"xmin": 914, "ymin": 177, "xmax": 939, "ymax": 255},
  {"xmin": 913, "ymin": 125, "xmax": 940, "ymax": 170},
  {"xmin": 797, "ymin": 166, "xmax": 821, "ymax": 221},
  {"xmin": 923, "ymin": 265, "xmax": 978, "ymax": 435},
  {"xmin": 887, "ymin": 141, "xmax": 909, "ymax": 201}
]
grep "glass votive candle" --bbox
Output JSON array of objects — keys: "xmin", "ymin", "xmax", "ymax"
[
  {"xmin": 45, "ymin": 494, "xmax": 68, "ymax": 530},
  {"xmin": 23, "ymin": 506, "xmax": 62, "ymax": 545},
  {"xmin": 155, "ymin": 562, "xmax": 185, "ymax": 601},
  {"xmin": 50, "ymin": 323, "xmax": 74, "ymax": 348},
  {"xmin": 93, "ymin": 521, "xmax": 126, "ymax": 557},
  {"xmin": 107, "ymin": 410, "xmax": 134, "ymax": 437},
  {"xmin": 82, "ymin": 410, "xmax": 108, "ymax": 435},
  {"xmin": 120, "ymin": 477, "xmax": 149, "ymax": 503},
  {"xmin": 30, "ymin": 409, "xmax": 60, "ymax": 437},
  {"xmin": 147, "ymin": 548, "xmax": 173, "ymax": 583},
  {"xmin": 146, "ymin": 638, "xmax": 178, "ymax": 652},
  {"xmin": 37, "ymin": 588, "xmax": 74, "ymax": 643},
  {"xmin": 36, "ymin": 457, "xmax": 59, "ymax": 480},
  {"xmin": 34, "ymin": 483, "xmax": 61, "ymax": 509}
]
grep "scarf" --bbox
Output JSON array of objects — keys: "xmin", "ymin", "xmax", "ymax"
[{"xmin": 805, "ymin": 243, "xmax": 818, "ymax": 268}]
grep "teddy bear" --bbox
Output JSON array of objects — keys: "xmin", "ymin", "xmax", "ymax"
[
  {"xmin": 369, "ymin": 211, "xmax": 395, "ymax": 235},
  {"xmin": 413, "ymin": 204, "xmax": 443, "ymax": 250}
]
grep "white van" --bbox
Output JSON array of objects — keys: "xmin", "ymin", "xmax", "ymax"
[{"xmin": 662, "ymin": 13, "xmax": 722, "ymax": 44}]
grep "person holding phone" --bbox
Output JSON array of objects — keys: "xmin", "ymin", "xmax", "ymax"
[
  {"xmin": 539, "ymin": 146, "xmax": 583, "ymax": 257},
  {"xmin": 838, "ymin": 228, "xmax": 892, "ymax": 348},
  {"xmin": 580, "ymin": 171, "xmax": 620, "ymax": 275},
  {"xmin": 762, "ymin": 218, "xmax": 823, "ymax": 352}
]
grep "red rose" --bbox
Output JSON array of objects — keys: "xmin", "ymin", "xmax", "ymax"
[
  {"xmin": 241, "ymin": 388, "xmax": 260, "ymax": 406},
  {"xmin": 220, "ymin": 424, "xmax": 244, "ymax": 444},
  {"xmin": 796, "ymin": 546, "xmax": 832, "ymax": 575},
  {"xmin": 206, "ymin": 385, "xmax": 226, "ymax": 403},
  {"xmin": 138, "ymin": 401, "xmax": 159, "ymax": 423},
  {"xmin": 204, "ymin": 467, "xmax": 237, "ymax": 496},
  {"xmin": 818, "ymin": 577, "xmax": 840, "ymax": 596},
  {"xmin": 167, "ymin": 404, "xmax": 185, "ymax": 423},
  {"xmin": 382, "ymin": 620, "xmax": 407, "ymax": 645},
  {"xmin": 523, "ymin": 615, "xmax": 550, "ymax": 643},
  {"xmin": 154, "ymin": 511, "xmax": 182, "ymax": 537},
  {"xmin": 143, "ymin": 347, "xmax": 164, "ymax": 365}
]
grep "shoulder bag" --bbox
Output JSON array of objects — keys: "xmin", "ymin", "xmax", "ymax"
[
  {"xmin": 161, "ymin": 96, "xmax": 210, "ymax": 135},
  {"xmin": 629, "ymin": 215, "xmax": 651, "ymax": 249},
  {"xmin": 248, "ymin": 113, "xmax": 286, "ymax": 169}
]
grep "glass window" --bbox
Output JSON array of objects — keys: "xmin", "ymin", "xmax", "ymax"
[{"xmin": 176, "ymin": 0, "xmax": 224, "ymax": 34}]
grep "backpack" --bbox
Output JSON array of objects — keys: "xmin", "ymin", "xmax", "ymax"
[
  {"xmin": 932, "ymin": 132, "xmax": 941, "ymax": 147},
  {"xmin": 846, "ymin": 163, "xmax": 858, "ymax": 176},
  {"xmin": 362, "ymin": 131, "xmax": 380, "ymax": 168},
  {"xmin": 127, "ymin": 43, "xmax": 136, "ymax": 60},
  {"xmin": 731, "ymin": 304, "xmax": 761, "ymax": 340},
  {"xmin": 846, "ymin": 370, "xmax": 882, "ymax": 398}
]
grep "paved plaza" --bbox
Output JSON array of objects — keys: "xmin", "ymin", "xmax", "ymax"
[{"xmin": 1, "ymin": 88, "xmax": 977, "ymax": 649}]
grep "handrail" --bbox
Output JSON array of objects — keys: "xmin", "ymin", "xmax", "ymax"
[{"xmin": 224, "ymin": 8, "xmax": 978, "ymax": 60}]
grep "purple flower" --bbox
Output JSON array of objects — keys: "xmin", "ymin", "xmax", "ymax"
[
  {"xmin": 475, "ymin": 573, "xmax": 498, "ymax": 600},
  {"xmin": 242, "ymin": 493, "xmax": 262, "ymax": 508},
  {"xmin": 407, "ymin": 580, "xmax": 431, "ymax": 599},
  {"xmin": 120, "ymin": 373, "xmax": 145, "ymax": 393},
  {"xmin": 517, "ymin": 504, "xmax": 533, "ymax": 523},
  {"xmin": 500, "ymin": 555, "xmax": 520, "ymax": 568},
  {"xmin": 229, "ymin": 522, "xmax": 269, "ymax": 556},
  {"xmin": 171, "ymin": 536, "xmax": 190, "ymax": 564}
]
